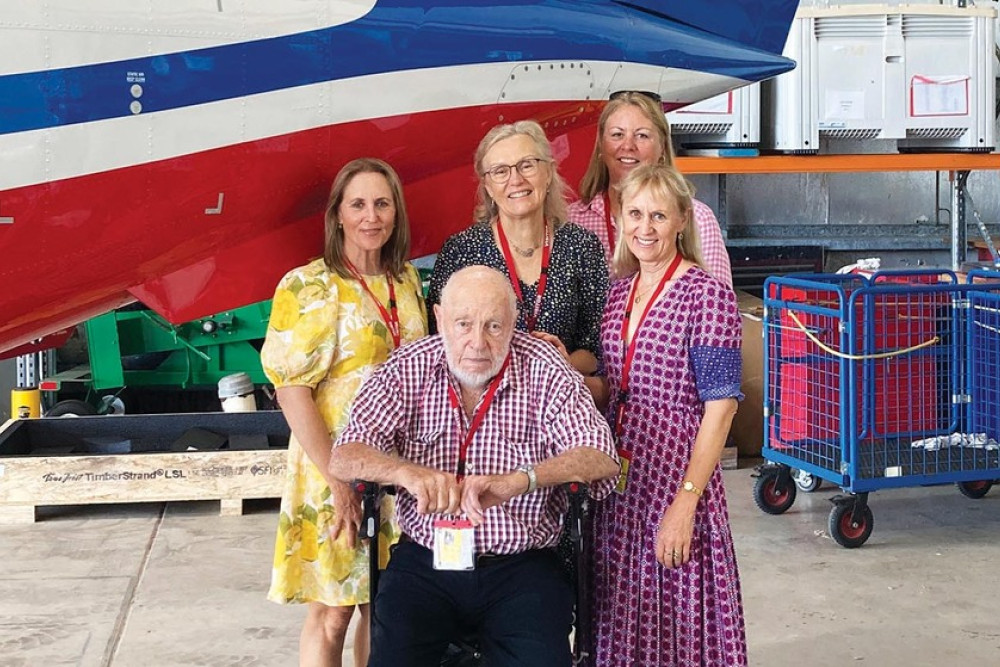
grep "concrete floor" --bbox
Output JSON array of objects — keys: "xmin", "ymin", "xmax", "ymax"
[{"xmin": 2, "ymin": 465, "xmax": 998, "ymax": 666}]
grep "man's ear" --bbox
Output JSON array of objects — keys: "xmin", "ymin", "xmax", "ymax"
[{"xmin": 433, "ymin": 303, "xmax": 442, "ymax": 325}]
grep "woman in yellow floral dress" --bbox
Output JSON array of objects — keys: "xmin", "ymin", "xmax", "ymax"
[{"xmin": 261, "ymin": 158, "xmax": 427, "ymax": 667}]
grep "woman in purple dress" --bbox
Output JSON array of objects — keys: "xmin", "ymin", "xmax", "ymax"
[{"xmin": 590, "ymin": 164, "xmax": 746, "ymax": 666}]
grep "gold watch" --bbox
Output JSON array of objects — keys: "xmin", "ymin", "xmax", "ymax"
[{"xmin": 681, "ymin": 480, "xmax": 702, "ymax": 497}]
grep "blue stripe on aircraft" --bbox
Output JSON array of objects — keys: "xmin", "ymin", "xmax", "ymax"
[{"xmin": 0, "ymin": 0, "xmax": 795, "ymax": 135}]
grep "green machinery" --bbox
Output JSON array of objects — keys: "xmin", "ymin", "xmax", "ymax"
[{"xmin": 42, "ymin": 300, "xmax": 272, "ymax": 414}]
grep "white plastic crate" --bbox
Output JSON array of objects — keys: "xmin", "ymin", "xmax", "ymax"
[
  {"xmin": 667, "ymin": 84, "xmax": 760, "ymax": 149},
  {"xmin": 762, "ymin": 4, "xmax": 996, "ymax": 153}
]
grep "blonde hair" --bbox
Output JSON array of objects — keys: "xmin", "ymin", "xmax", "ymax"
[
  {"xmin": 578, "ymin": 92, "xmax": 675, "ymax": 203},
  {"xmin": 323, "ymin": 158, "xmax": 410, "ymax": 281},
  {"xmin": 611, "ymin": 164, "xmax": 702, "ymax": 279},
  {"xmin": 472, "ymin": 120, "xmax": 569, "ymax": 226}
]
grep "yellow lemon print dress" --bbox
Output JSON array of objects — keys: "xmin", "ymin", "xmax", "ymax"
[{"xmin": 262, "ymin": 258, "xmax": 427, "ymax": 605}]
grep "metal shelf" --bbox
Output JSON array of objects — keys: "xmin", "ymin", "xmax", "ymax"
[
  {"xmin": 675, "ymin": 153, "xmax": 1000, "ymax": 268},
  {"xmin": 676, "ymin": 153, "xmax": 1000, "ymax": 174}
]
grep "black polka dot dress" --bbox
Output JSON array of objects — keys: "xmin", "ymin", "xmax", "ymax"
[{"xmin": 427, "ymin": 222, "xmax": 609, "ymax": 358}]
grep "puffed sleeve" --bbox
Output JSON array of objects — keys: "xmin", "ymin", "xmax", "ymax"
[
  {"xmin": 572, "ymin": 227, "xmax": 610, "ymax": 358},
  {"xmin": 689, "ymin": 278, "xmax": 743, "ymax": 402},
  {"xmin": 426, "ymin": 232, "xmax": 467, "ymax": 334},
  {"xmin": 260, "ymin": 264, "xmax": 339, "ymax": 388}
]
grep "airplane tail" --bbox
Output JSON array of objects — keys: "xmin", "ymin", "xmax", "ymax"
[{"xmin": 616, "ymin": 0, "xmax": 799, "ymax": 55}]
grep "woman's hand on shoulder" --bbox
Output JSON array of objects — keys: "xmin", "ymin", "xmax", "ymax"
[{"xmin": 531, "ymin": 330, "xmax": 570, "ymax": 363}]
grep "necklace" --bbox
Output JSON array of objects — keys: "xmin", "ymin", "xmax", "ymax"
[
  {"xmin": 509, "ymin": 239, "xmax": 541, "ymax": 258},
  {"xmin": 633, "ymin": 282, "xmax": 658, "ymax": 304}
]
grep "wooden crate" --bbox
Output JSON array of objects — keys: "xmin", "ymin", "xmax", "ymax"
[{"xmin": 0, "ymin": 411, "xmax": 289, "ymax": 524}]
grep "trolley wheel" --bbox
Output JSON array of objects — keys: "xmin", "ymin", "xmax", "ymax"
[
  {"xmin": 792, "ymin": 468, "xmax": 822, "ymax": 493},
  {"xmin": 45, "ymin": 399, "xmax": 97, "ymax": 417},
  {"xmin": 956, "ymin": 480, "xmax": 993, "ymax": 499},
  {"xmin": 753, "ymin": 474, "xmax": 797, "ymax": 515},
  {"xmin": 828, "ymin": 503, "xmax": 874, "ymax": 549}
]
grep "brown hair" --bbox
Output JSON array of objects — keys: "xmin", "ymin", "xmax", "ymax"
[
  {"xmin": 323, "ymin": 158, "xmax": 410, "ymax": 281},
  {"xmin": 472, "ymin": 120, "xmax": 569, "ymax": 227},
  {"xmin": 611, "ymin": 164, "xmax": 702, "ymax": 279},
  {"xmin": 578, "ymin": 92, "xmax": 676, "ymax": 203}
]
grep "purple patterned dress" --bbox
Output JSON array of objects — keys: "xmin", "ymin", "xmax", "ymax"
[{"xmin": 590, "ymin": 267, "xmax": 746, "ymax": 666}]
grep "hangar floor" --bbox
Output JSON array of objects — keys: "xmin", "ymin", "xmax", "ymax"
[{"xmin": 1, "ymin": 464, "xmax": 998, "ymax": 666}]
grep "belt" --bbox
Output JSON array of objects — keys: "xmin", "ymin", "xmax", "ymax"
[{"xmin": 397, "ymin": 534, "xmax": 539, "ymax": 568}]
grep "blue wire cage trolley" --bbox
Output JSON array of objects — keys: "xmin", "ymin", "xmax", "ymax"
[{"xmin": 753, "ymin": 269, "xmax": 1000, "ymax": 547}]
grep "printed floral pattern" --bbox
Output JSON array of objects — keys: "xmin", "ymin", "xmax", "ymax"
[{"xmin": 263, "ymin": 258, "xmax": 427, "ymax": 605}]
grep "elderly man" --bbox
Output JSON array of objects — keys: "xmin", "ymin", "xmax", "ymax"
[{"xmin": 329, "ymin": 265, "xmax": 618, "ymax": 667}]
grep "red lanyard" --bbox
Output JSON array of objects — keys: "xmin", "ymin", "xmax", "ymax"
[
  {"xmin": 613, "ymin": 252, "xmax": 684, "ymax": 439},
  {"xmin": 602, "ymin": 191, "xmax": 616, "ymax": 256},
  {"xmin": 345, "ymin": 262, "xmax": 400, "ymax": 348},
  {"xmin": 495, "ymin": 220, "xmax": 551, "ymax": 332},
  {"xmin": 447, "ymin": 354, "xmax": 511, "ymax": 480}
]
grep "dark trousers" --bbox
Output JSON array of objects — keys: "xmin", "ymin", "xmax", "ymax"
[{"xmin": 369, "ymin": 540, "xmax": 574, "ymax": 667}]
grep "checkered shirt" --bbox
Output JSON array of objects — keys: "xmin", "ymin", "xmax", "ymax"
[
  {"xmin": 567, "ymin": 195, "xmax": 734, "ymax": 288},
  {"xmin": 335, "ymin": 331, "xmax": 617, "ymax": 555}
]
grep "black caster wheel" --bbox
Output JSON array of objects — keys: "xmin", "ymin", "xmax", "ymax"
[
  {"xmin": 753, "ymin": 474, "xmax": 797, "ymax": 515},
  {"xmin": 45, "ymin": 399, "xmax": 97, "ymax": 417},
  {"xmin": 828, "ymin": 503, "xmax": 874, "ymax": 548},
  {"xmin": 957, "ymin": 480, "xmax": 992, "ymax": 499}
]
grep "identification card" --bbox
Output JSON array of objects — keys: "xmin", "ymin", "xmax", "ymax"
[
  {"xmin": 614, "ymin": 448, "xmax": 632, "ymax": 494},
  {"xmin": 432, "ymin": 519, "xmax": 475, "ymax": 571}
]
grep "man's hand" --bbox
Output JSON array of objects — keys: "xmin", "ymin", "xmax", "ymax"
[
  {"xmin": 328, "ymin": 479, "xmax": 362, "ymax": 549},
  {"xmin": 398, "ymin": 464, "xmax": 462, "ymax": 515},
  {"xmin": 460, "ymin": 472, "xmax": 527, "ymax": 525}
]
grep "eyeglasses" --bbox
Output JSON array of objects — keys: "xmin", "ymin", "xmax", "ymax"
[
  {"xmin": 482, "ymin": 157, "xmax": 547, "ymax": 184},
  {"xmin": 609, "ymin": 90, "xmax": 663, "ymax": 104}
]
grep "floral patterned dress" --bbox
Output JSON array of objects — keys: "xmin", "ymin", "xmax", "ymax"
[
  {"xmin": 590, "ymin": 267, "xmax": 746, "ymax": 666},
  {"xmin": 262, "ymin": 258, "xmax": 427, "ymax": 606}
]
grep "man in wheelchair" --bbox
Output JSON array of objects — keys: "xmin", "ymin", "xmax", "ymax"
[{"xmin": 330, "ymin": 266, "xmax": 619, "ymax": 667}]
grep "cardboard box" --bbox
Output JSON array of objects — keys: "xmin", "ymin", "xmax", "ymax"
[{"xmin": 730, "ymin": 291, "xmax": 765, "ymax": 458}]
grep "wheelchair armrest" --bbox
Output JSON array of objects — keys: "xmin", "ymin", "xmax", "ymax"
[
  {"xmin": 563, "ymin": 481, "xmax": 590, "ymax": 544},
  {"xmin": 354, "ymin": 480, "xmax": 381, "ymax": 540}
]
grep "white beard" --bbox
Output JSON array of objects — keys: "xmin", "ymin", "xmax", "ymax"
[{"xmin": 440, "ymin": 333, "xmax": 510, "ymax": 390}]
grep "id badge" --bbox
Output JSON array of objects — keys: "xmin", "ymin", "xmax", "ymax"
[
  {"xmin": 433, "ymin": 519, "xmax": 475, "ymax": 571},
  {"xmin": 614, "ymin": 448, "xmax": 632, "ymax": 494}
]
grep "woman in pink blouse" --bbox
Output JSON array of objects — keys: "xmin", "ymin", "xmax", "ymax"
[{"xmin": 568, "ymin": 91, "xmax": 732, "ymax": 287}]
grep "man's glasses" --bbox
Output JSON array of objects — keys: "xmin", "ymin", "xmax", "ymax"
[
  {"xmin": 482, "ymin": 157, "xmax": 547, "ymax": 184},
  {"xmin": 609, "ymin": 90, "xmax": 663, "ymax": 104}
]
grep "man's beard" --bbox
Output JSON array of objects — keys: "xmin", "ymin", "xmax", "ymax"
[{"xmin": 440, "ymin": 332, "xmax": 510, "ymax": 389}]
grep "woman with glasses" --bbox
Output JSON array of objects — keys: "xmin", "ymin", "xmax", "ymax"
[
  {"xmin": 568, "ymin": 91, "xmax": 733, "ymax": 287},
  {"xmin": 427, "ymin": 120, "xmax": 609, "ymax": 402}
]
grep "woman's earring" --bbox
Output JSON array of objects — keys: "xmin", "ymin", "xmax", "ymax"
[{"xmin": 678, "ymin": 232, "xmax": 684, "ymax": 241}]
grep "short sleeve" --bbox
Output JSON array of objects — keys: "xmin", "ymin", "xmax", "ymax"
[
  {"xmin": 260, "ymin": 263, "xmax": 339, "ymax": 389},
  {"xmin": 570, "ymin": 227, "xmax": 610, "ymax": 358},
  {"xmin": 689, "ymin": 280, "xmax": 743, "ymax": 402},
  {"xmin": 334, "ymin": 363, "xmax": 405, "ymax": 454}
]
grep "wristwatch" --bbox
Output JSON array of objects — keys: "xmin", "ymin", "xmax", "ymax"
[
  {"xmin": 681, "ymin": 480, "xmax": 703, "ymax": 497},
  {"xmin": 518, "ymin": 465, "xmax": 538, "ymax": 495}
]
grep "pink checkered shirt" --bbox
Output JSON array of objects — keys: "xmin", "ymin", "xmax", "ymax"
[
  {"xmin": 335, "ymin": 331, "xmax": 617, "ymax": 555},
  {"xmin": 567, "ymin": 194, "xmax": 734, "ymax": 288}
]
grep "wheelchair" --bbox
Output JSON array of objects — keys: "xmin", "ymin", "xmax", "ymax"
[{"xmin": 355, "ymin": 481, "xmax": 592, "ymax": 666}]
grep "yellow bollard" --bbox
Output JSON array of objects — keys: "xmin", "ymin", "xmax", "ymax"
[{"xmin": 11, "ymin": 387, "xmax": 41, "ymax": 419}]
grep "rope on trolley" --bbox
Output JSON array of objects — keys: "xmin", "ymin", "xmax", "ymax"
[{"xmin": 785, "ymin": 310, "xmax": 940, "ymax": 360}]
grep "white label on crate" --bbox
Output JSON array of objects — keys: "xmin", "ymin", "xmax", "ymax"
[
  {"xmin": 0, "ymin": 463, "xmax": 4, "ymax": 477},
  {"xmin": 885, "ymin": 466, "xmax": 903, "ymax": 478},
  {"xmin": 824, "ymin": 90, "xmax": 865, "ymax": 120},
  {"xmin": 910, "ymin": 75, "xmax": 969, "ymax": 117}
]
